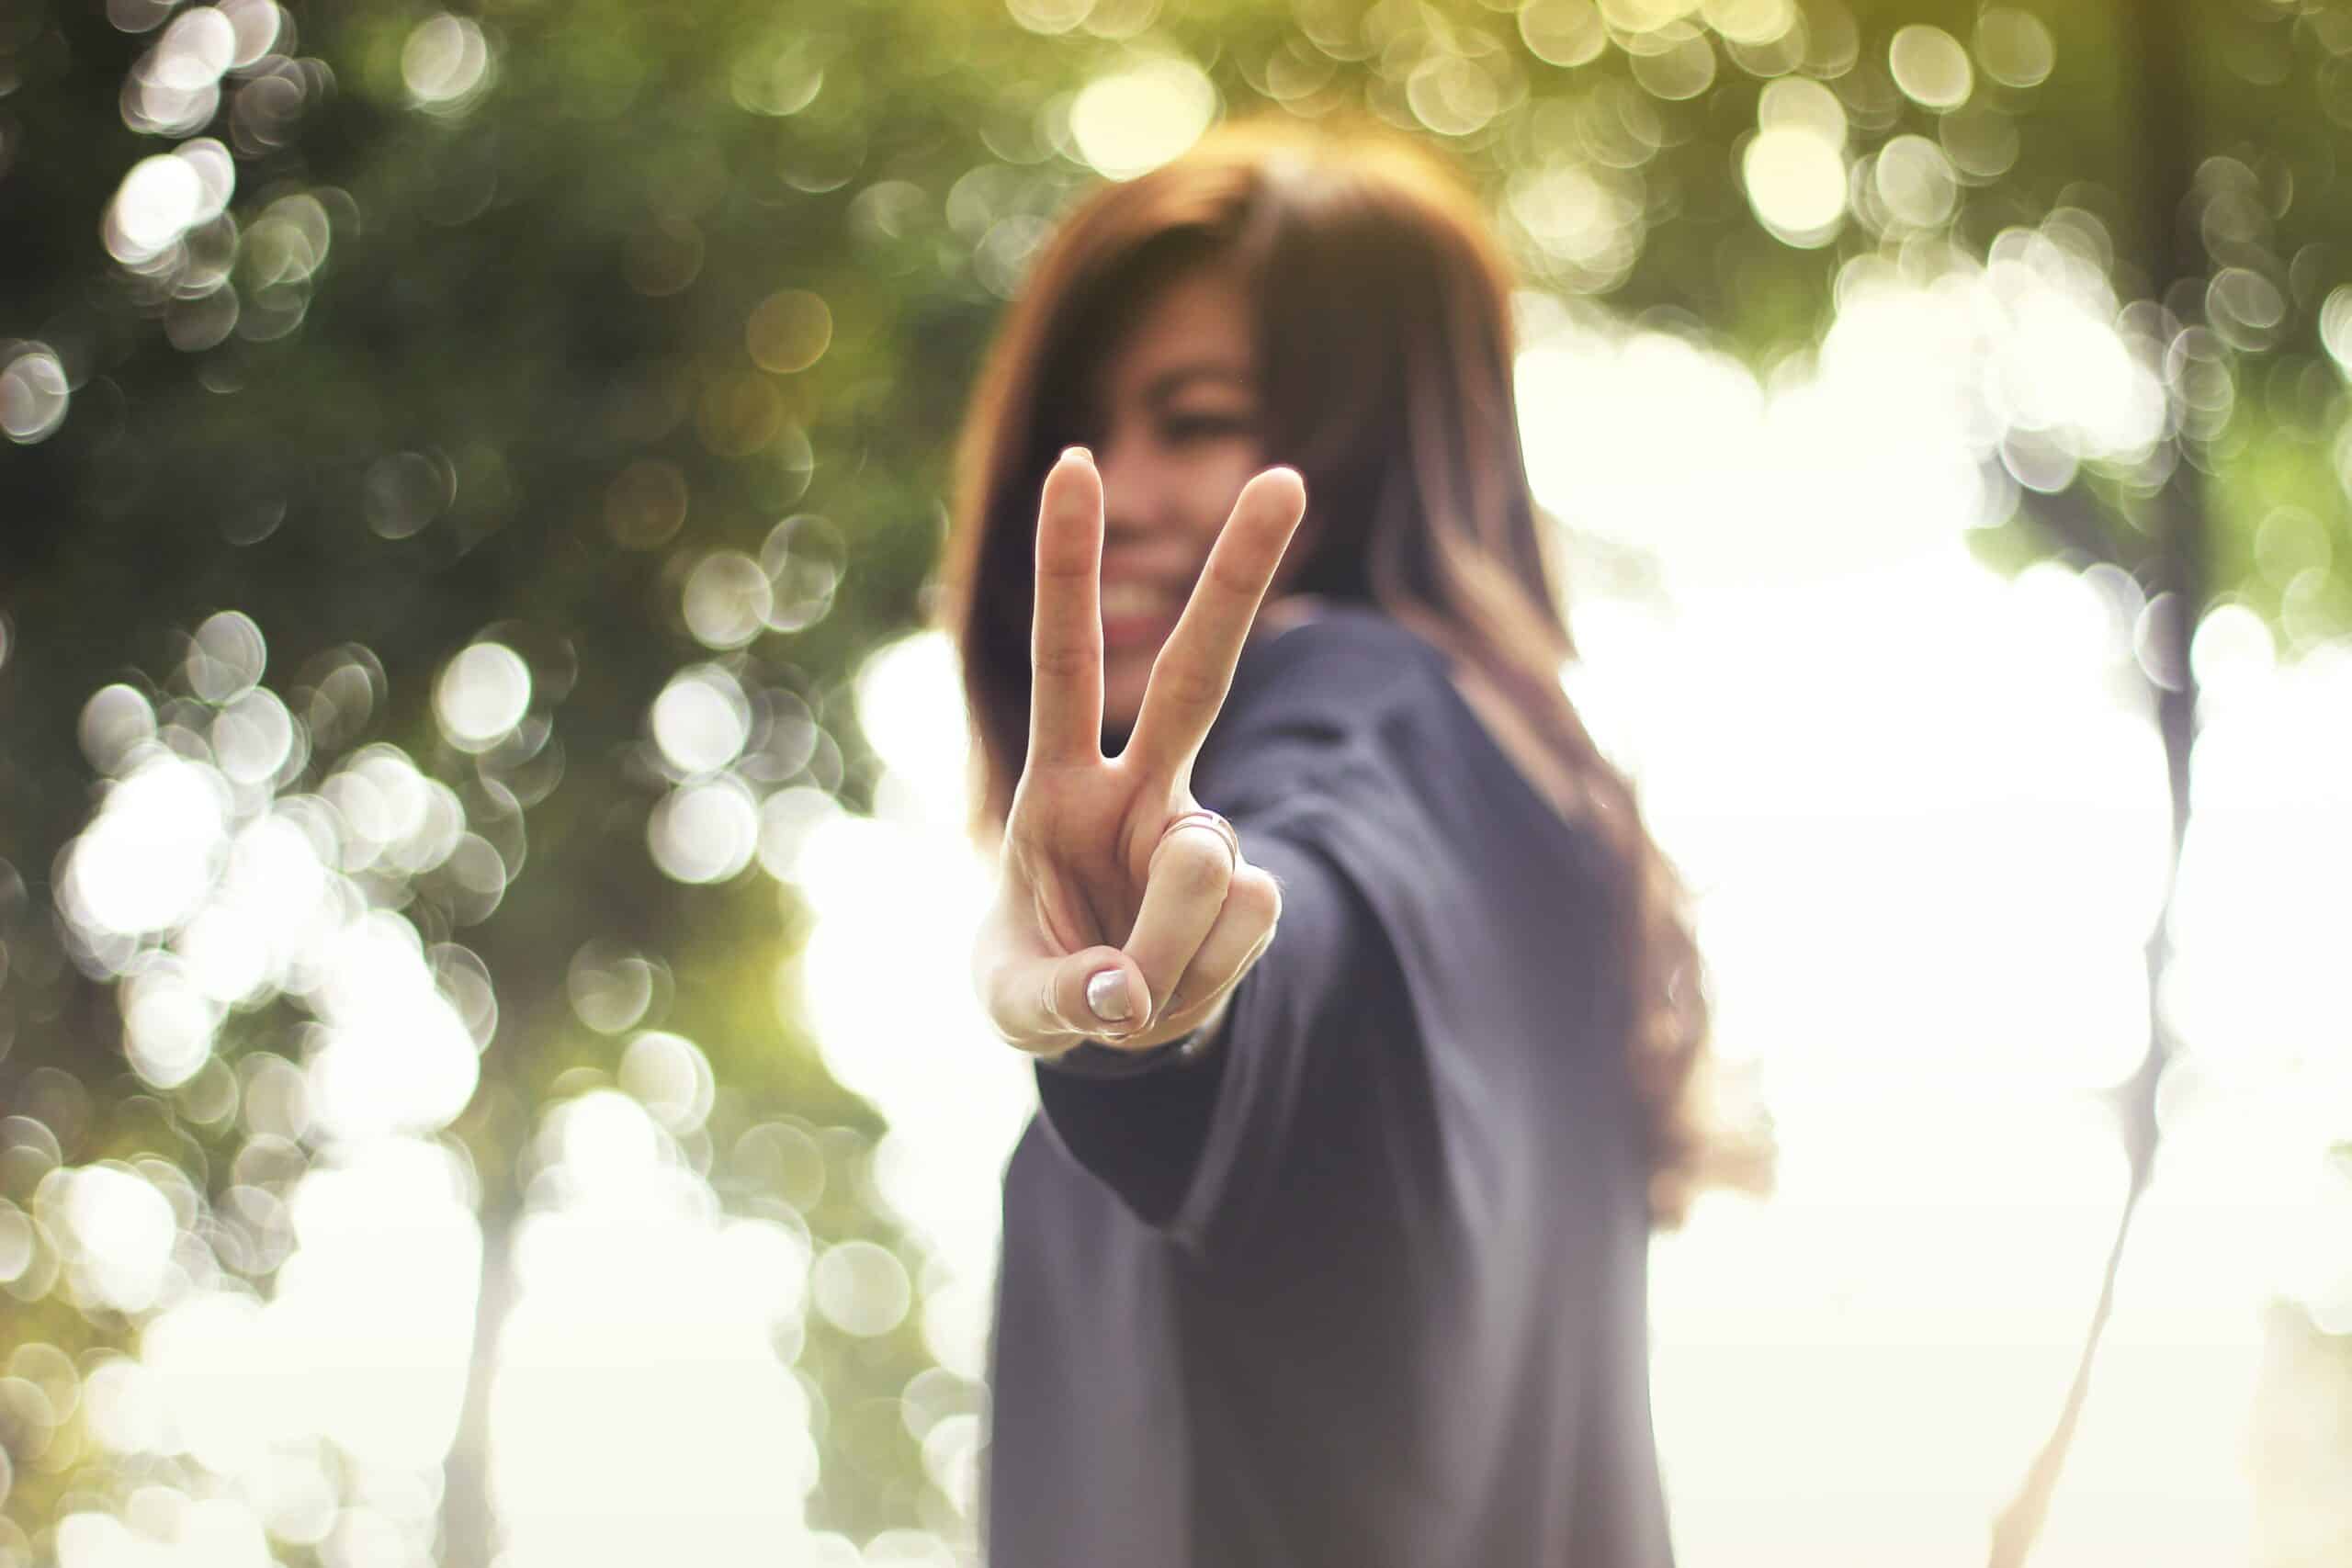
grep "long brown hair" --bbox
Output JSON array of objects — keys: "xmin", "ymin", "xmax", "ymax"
[{"xmin": 935, "ymin": 113, "xmax": 1770, "ymax": 1227}]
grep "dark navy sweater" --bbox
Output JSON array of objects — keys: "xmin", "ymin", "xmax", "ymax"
[{"xmin": 983, "ymin": 604, "xmax": 1674, "ymax": 1568}]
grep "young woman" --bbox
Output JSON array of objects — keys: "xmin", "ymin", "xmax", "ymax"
[{"xmin": 939, "ymin": 114, "xmax": 1770, "ymax": 1567}]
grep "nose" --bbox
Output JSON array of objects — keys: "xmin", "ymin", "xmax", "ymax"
[{"xmin": 1094, "ymin": 422, "xmax": 1158, "ymax": 541}]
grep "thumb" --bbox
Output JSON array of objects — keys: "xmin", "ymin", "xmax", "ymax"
[{"xmin": 983, "ymin": 944, "xmax": 1151, "ymax": 1052}]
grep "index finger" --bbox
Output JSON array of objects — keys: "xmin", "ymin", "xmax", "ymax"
[
  {"xmin": 1028, "ymin": 447, "xmax": 1107, "ymax": 767},
  {"xmin": 1122, "ymin": 466, "xmax": 1306, "ymax": 783}
]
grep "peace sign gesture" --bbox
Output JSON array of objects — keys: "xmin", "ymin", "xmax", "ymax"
[{"xmin": 973, "ymin": 446, "xmax": 1308, "ymax": 1057}]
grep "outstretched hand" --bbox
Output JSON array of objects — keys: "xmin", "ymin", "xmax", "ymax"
[{"xmin": 972, "ymin": 446, "xmax": 1308, "ymax": 1056}]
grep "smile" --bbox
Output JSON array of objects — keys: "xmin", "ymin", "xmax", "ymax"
[{"xmin": 1101, "ymin": 581, "xmax": 1183, "ymax": 620}]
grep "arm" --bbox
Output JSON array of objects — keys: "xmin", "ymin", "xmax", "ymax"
[
  {"xmin": 1031, "ymin": 988, "xmax": 1237, "ymax": 1079},
  {"xmin": 1030, "ymin": 817, "xmax": 1393, "ymax": 1258}
]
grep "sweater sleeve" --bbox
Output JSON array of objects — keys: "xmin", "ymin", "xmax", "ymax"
[
  {"xmin": 1030, "ymin": 761, "xmax": 1392, "ymax": 1241},
  {"xmin": 1029, "ymin": 608, "xmax": 1501, "ymax": 1263},
  {"xmin": 1030, "ymin": 781, "xmax": 1400, "ymax": 1259}
]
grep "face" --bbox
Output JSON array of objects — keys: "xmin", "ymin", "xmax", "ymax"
[{"xmin": 1078, "ymin": 260, "xmax": 1269, "ymax": 747}]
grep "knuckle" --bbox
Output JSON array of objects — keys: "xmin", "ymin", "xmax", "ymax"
[
  {"xmin": 1031, "ymin": 641, "xmax": 1092, "ymax": 681},
  {"xmin": 1228, "ymin": 873, "xmax": 1281, "ymax": 930},
  {"xmin": 1151, "ymin": 660, "xmax": 1225, "ymax": 710},
  {"xmin": 1155, "ymin": 833, "xmax": 1232, "ymax": 897}
]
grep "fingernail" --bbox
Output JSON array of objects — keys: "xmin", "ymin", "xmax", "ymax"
[
  {"xmin": 1061, "ymin": 446, "xmax": 1092, "ymax": 468},
  {"xmin": 1085, "ymin": 967, "xmax": 1132, "ymax": 1023}
]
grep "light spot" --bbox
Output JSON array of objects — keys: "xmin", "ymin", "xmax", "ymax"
[
  {"xmin": 107, "ymin": 152, "xmax": 207, "ymax": 263},
  {"xmin": 567, "ymin": 942, "xmax": 662, "ymax": 1035},
  {"xmin": 1872, "ymin": 135, "xmax": 1960, "ymax": 231},
  {"xmin": 1069, "ymin": 57, "xmax": 1215, "ymax": 179},
  {"xmin": 54, "ymin": 1164, "xmax": 178, "ymax": 1314},
  {"xmin": 684, "ymin": 551, "xmax": 774, "ymax": 650},
  {"xmin": 189, "ymin": 609, "xmax": 266, "ymax": 702},
  {"xmin": 651, "ymin": 664, "xmax": 753, "ymax": 775},
  {"xmin": 759, "ymin": 514, "xmax": 844, "ymax": 634},
  {"xmin": 0, "ymin": 348, "xmax": 71, "ymax": 445},
  {"xmin": 65, "ymin": 754, "xmax": 232, "ymax": 938},
  {"xmin": 153, "ymin": 6, "xmax": 239, "ymax": 92},
  {"xmin": 1520, "ymin": 0, "xmax": 1607, "ymax": 67},
  {"xmin": 747, "ymin": 290, "xmax": 833, "ymax": 374},
  {"xmin": 1889, "ymin": 23, "xmax": 1973, "ymax": 110},
  {"xmin": 1740, "ymin": 125, "xmax": 1848, "ymax": 240},
  {"xmin": 811, "ymin": 1240, "xmax": 911, "ymax": 1337},
  {"xmin": 435, "ymin": 642, "xmax": 532, "ymax": 751},
  {"xmin": 619, "ymin": 1031, "xmax": 715, "ymax": 1135},
  {"xmin": 404, "ymin": 14, "xmax": 492, "ymax": 109},
  {"xmin": 649, "ymin": 776, "xmax": 760, "ymax": 885},
  {"xmin": 79, "ymin": 684, "xmax": 158, "ymax": 776},
  {"xmin": 1973, "ymin": 7, "xmax": 2055, "ymax": 90}
]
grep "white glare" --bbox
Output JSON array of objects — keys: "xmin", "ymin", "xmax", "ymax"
[
  {"xmin": 67, "ymin": 754, "xmax": 231, "ymax": 938},
  {"xmin": 153, "ymin": 6, "xmax": 238, "ymax": 89},
  {"xmin": 1070, "ymin": 58, "xmax": 1216, "ymax": 179},
  {"xmin": 855, "ymin": 633, "xmax": 969, "ymax": 805},
  {"xmin": 435, "ymin": 642, "xmax": 531, "ymax": 751},
  {"xmin": 302, "ymin": 913, "xmax": 483, "ymax": 1140},
  {"xmin": 1741, "ymin": 126, "xmax": 1848, "ymax": 238},
  {"xmin": 108, "ymin": 153, "xmax": 207, "ymax": 261},
  {"xmin": 648, "ymin": 777, "xmax": 759, "ymax": 885},
  {"xmin": 56, "ymin": 1164, "xmax": 179, "ymax": 1314},
  {"xmin": 492, "ymin": 1092, "xmax": 820, "ymax": 1566},
  {"xmin": 651, "ymin": 665, "xmax": 752, "ymax": 775}
]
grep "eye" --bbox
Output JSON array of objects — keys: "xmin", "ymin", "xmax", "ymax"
[{"xmin": 1161, "ymin": 411, "xmax": 1252, "ymax": 443}]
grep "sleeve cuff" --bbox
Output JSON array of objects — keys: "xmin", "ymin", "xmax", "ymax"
[{"xmin": 1034, "ymin": 994, "xmax": 1237, "ymax": 1079}]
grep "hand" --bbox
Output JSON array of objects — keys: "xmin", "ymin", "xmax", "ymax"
[{"xmin": 972, "ymin": 446, "xmax": 1307, "ymax": 1057}]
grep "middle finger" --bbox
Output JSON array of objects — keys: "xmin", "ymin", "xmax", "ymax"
[
  {"xmin": 1122, "ymin": 466, "xmax": 1306, "ymax": 783},
  {"xmin": 1165, "ymin": 863, "xmax": 1281, "ymax": 1017}
]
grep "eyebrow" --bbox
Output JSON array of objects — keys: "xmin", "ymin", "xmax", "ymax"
[{"xmin": 1140, "ymin": 362, "xmax": 1256, "ymax": 403}]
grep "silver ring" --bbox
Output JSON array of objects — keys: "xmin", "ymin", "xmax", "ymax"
[{"xmin": 1158, "ymin": 807, "xmax": 1239, "ymax": 871}]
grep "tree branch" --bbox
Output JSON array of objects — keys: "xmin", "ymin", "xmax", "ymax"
[{"xmin": 2006, "ymin": 480, "xmax": 2131, "ymax": 573}]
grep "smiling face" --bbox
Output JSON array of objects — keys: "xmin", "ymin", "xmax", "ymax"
[{"xmin": 1079, "ymin": 258, "xmax": 1272, "ymax": 749}]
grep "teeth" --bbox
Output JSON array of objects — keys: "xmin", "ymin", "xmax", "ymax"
[{"xmin": 1102, "ymin": 583, "xmax": 1176, "ymax": 619}]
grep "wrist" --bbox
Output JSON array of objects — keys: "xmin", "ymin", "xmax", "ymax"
[{"xmin": 1037, "ymin": 992, "xmax": 1234, "ymax": 1077}]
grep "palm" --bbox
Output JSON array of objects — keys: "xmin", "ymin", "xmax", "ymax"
[
  {"xmin": 977, "ymin": 449, "xmax": 1306, "ymax": 1053},
  {"xmin": 1005, "ymin": 761, "xmax": 1169, "ymax": 955}
]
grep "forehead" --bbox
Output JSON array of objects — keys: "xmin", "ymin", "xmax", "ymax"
[{"xmin": 1097, "ymin": 261, "xmax": 1255, "ymax": 395}]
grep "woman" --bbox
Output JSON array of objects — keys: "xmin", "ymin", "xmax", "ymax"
[{"xmin": 939, "ymin": 114, "xmax": 1770, "ymax": 1566}]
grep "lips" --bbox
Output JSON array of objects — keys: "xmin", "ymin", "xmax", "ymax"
[
  {"xmin": 1102, "ymin": 581, "xmax": 1182, "ymax": 619},
  {"xmin": 1101, "ymin": 579, "xmax": 1183, "ymax": 650}
]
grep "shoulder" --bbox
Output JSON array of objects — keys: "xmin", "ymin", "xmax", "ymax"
[
  {"xmin": 1219, "ymin": 600, "xmax": 1451, "ymax": 737},
  {"xmin": 1250, "ymin": 596, "xmax": 1445, "ymax": 669},
  {"xmin": 1206, "ymin": 598, "xmax": 1602, "ymax": 876},
  {"xmin": 1193, "ymin": 600, "xmax": 1453, "ymax": 817}
]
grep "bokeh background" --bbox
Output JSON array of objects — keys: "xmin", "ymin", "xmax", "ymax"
[{"xmin": 4, "ymin": 0, "xmax": 2351, "ymax": 1563}]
